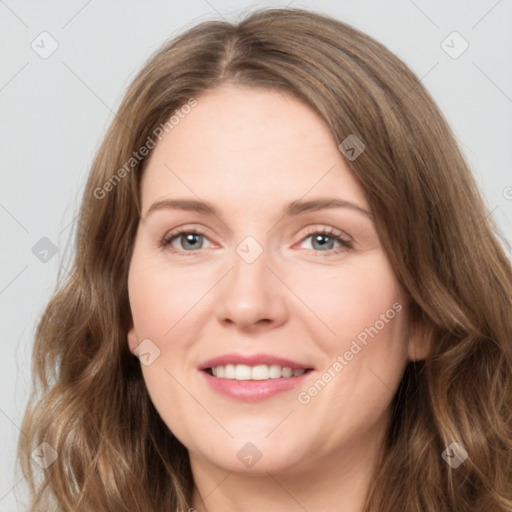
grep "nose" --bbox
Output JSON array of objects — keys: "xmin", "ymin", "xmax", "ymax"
[{"xmin": 215, "ymin": 241, "xmax": 288, "ymax": 332}]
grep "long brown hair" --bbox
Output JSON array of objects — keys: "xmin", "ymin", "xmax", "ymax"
[{"xmin": 17, "ymin": 7, "xmax": 512, "ymax": 511}]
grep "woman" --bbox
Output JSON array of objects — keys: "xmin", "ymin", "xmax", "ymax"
[{"xmin": 17, "ymin": 7, "xmax": 512, "ymax": 512}]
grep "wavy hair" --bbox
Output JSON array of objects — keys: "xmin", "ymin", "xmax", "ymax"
[{"xmin": 17, "ymin": 7, "xmax": 512, "ymax": 511}]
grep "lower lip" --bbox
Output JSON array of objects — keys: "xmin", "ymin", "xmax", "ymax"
[{"xmin": 200, "ymin": 370, "xmax": 313, "ymax": 402}]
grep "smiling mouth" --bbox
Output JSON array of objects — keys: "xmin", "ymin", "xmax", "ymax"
[{"xmin": 204, "ymin": 364, "xmax": 314, "ymax": 381}]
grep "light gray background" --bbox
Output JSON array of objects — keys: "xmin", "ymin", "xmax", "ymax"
[{"xmin": 1, "ymin": 0, "xmax": 511, "ymax": 509}]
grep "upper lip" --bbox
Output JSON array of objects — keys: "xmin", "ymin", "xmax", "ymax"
[{"xmin": 198, "ymin": 353, "xmax": 313, "ymax": 371}]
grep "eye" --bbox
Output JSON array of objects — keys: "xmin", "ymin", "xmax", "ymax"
[
  {"xmin": 298, "ymin": 226, "xmax": 352, "ymax": 255},
  {"xmin": 160, "ymin": 227, "xmax": 213, "ymax": 255},
  {"xmin": 160, "ymin": 226, "xmax": 352, "ymax": 256}
]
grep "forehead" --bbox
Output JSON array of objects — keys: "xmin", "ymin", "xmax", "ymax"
[{"xmin": 140, "ymin": 84, "xmax": 368, "ymax": 213}]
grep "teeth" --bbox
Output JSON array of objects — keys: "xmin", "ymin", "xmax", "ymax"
[
  {"xmin": 235, "ymin": 364, "xmax": 251, "ymax": 380},
  {"xmin": 209, "ymin": 364, "xmax": 307, "ymax": 380},
  {"xmin": 225, "ymin": 364, "xmax": 236, "ymax": 379}
]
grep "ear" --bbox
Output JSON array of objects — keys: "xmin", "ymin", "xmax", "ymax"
[
  {"xmin": 406, "ymin": 315, "xmax": 430, "ymax": 362},
  {"xmin": 127, "ymin": 323, "xmax": 138, "ymax": 355}
]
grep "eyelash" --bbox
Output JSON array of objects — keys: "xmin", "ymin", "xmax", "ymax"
[{"xmin": 159, "ymin": 226, "xmax": 353, "ymax": 256}]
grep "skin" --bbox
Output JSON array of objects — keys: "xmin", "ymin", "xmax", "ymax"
[{"xmin": 127, "ymin": 83, "xmax": 426, "ymax": 512}]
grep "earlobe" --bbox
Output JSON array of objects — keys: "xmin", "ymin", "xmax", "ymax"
[
  {"xmin": 127, "ymin": 324, "xmax": 138, "ymax": 354},
  {"xmin": 407, "ymin": 319, "xmax": 430, "ymax": 362}
]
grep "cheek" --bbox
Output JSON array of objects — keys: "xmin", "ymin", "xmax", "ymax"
[
  {"xmin": 127, "ymin": 248, "xmax": 211, "ymax": 343},
  {"xmin": 294, "ymin": 253, "xmax": 409, "ymax": 410},
  {"xmin": 291, "ymin": 259, "xmax": 408, "ymax": 450},
  {"xmin": 127, "ymin": 251, "xmax": 203, "ymax": 425},
  {"xmin": 290, "ymin": 252, "xmax": 404, "ymax": 349}
]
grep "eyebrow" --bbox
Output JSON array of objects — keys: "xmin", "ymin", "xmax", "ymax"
[{"xmin": 144, "ymin": 197, "xmax": 373, "ymax": 220}]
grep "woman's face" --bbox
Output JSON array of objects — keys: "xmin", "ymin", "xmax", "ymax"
[{"xmin": 127, "ymin": 84, "xmax": 423, "ymax": 475}]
